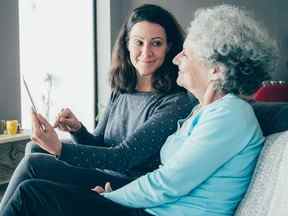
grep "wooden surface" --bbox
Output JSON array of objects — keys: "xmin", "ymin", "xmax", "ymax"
[{"xmin": 0, "ymin": 130, "xmax": 31, "ymax": 144}]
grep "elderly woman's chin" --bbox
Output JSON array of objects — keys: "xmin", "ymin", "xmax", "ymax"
[
  {"xmin": 176, "ymin": 76, "xmax": 183, "ymax": 87},
  {"xmin": 176, "ymin": 75, "xmax": 187, "ymax": 89}
]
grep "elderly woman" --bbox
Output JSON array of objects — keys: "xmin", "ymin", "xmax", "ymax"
[{"xmin": 0, "ymin": 4, "xmax": 278, "ymax": 216}]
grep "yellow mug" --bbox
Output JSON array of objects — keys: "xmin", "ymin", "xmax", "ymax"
[{"xmin": 6, "ymin": 120, "xmax": 18, "ymax": 135}]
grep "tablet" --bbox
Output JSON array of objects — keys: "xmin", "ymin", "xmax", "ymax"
[{"xmin": 22, "ymin": 75, "xmax": 46, "ymax": 131}]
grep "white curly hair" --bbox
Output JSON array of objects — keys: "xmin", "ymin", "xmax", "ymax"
[{"xmin": 185, "ymin": 4, "xmax": 279, "ymax": 95}]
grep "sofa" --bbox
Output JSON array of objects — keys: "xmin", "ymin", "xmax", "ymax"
[{"xmin": 235, "ymin": 101, "xmax": 288, "ymax": 215}]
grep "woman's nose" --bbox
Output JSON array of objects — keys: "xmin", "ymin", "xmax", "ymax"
[
  {"xmin": 173, "ymin": 52, "xmax": 181, "ymax": 65},
  {"xmin": 141, "ymin": 44, "xmax": 153, "ymax": 57}
]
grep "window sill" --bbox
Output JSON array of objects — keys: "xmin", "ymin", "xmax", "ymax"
[{"xmin": 0, "ymin": 130, "xmax": 31, "ymax": 144}]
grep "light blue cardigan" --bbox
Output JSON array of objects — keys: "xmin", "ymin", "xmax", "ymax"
[{"xmin": 103, "ymin": 94, "xmax": 264, "ymax": 216}]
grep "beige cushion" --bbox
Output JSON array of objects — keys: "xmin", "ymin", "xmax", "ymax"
[{"xmin": 235, "ymin": 130, "xmax": 288, "ymax": 216}]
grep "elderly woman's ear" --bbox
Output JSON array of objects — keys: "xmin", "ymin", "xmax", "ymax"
[{"xmin": 207, "ymin": 65, "xmax": 224, "ymax": 82}]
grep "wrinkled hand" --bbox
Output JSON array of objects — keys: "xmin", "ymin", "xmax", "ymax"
[
  {"xmin": 53, "ymin": 108, "xmax": 81, "ymax": 132},
  {"xmin": 31, "ymin": 112, "xmax": 62, "ymax": 156},
  {"xmin": 91, "ymin": 182, "xmax": 113, "ymax": 194}
]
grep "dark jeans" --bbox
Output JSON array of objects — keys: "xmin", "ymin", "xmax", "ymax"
[
  {"xmin": 1, "ymin": 179, "xmax": 151, "ymax": 216},
  {"xmin": 0, "ymin": 142, "xmax": 151, "ymax": 216}
]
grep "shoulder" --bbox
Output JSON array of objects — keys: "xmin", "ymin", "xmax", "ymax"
[
  {"xmin": 205, "ymin": 94, "xmax": 252, "ymax": 113},
  {"xmin": 157, "ymin": 91, "xmax": 197, "ymax": 107},
  {"xmin": 110, "ymin": 90, "xmax": 121, "ymax": 102},
  {"xmin": 201, "ymin": 94, "xmax": 257, "ymax": 127}
]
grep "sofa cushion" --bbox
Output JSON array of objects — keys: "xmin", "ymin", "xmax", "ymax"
[
  {"xmin": 235, "ymin": 130, "xmax": 288, "ymax": 216},
  {"xmin": 251, "ymin": 102, "xmax": 288, "ymax": 136}
]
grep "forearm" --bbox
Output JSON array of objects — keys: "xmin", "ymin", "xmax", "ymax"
[
  {"xmin": 70, "ymin": 124, "xmax": 105, "ymax": 146},
  {"xmin": 58, "ymin": 143, "xmax": 125, "ymax": 170}
]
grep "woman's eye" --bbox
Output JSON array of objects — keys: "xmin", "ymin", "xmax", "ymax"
[
  {"xmin": 134, "ymin": 40, "xmax": 143, "ymax": 46},
  {"xmin": 151, "ymin": 41, "xmax": 162, "ymax": 47}
]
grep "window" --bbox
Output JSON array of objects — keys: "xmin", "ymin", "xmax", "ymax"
[{"xmin": 19, "ymin": 0, "xmax": 96, "ymax": 137}]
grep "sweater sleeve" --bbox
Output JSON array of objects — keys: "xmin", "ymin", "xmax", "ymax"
[
  {"xmin": 69, "ymin": 91, "xmax": 118, "ymax": 147},
  {"xmin": 58, "ymin": 93, "xmax": 194, "ymax": 171},
  {"xmin": 69, "ymin": 117, "xmax": 107, "ymax": 147},
  {"xmin": 102, "ymin": 104, "xmax": 262, "ymax": 208}
]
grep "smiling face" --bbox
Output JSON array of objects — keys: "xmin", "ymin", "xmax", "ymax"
[
  {"xmin": 128, "ymin": 21, "xmax": 168, "ymax": 87},
  {"xmin": 173, "ymin": 43, "xmax": 210, "ymax": 95}
]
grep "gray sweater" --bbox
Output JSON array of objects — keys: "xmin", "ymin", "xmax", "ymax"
[{"xmin": 59, "ymin": 91, "xmax": 196, "ymax": 178}]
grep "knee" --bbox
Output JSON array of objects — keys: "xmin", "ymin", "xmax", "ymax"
[
  {"xmin": 17, "ymin": 179, "xmax": 37, "ymax": 192},
  {"xmin": 25, "ymin": 141, "xmax": 48, "ymax": 155},
  {"xmin": 16, "ymin": 179, "xmax": 42, "ymax": 200},
  {"xmin": 16, "ymin": 154, "xmax": 40, "ymax": 175},
  {"xmin": 18, "ymin": 153, "xmax": 49, "ymax": 173},
  {"xmin": 11, "ymin": 154, "xmax": 57, "ymax": 182}
]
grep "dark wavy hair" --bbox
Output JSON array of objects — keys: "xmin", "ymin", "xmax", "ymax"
[{"xmin": 110, "ymin": 4, "xmax": 185, "ymax": 93}]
